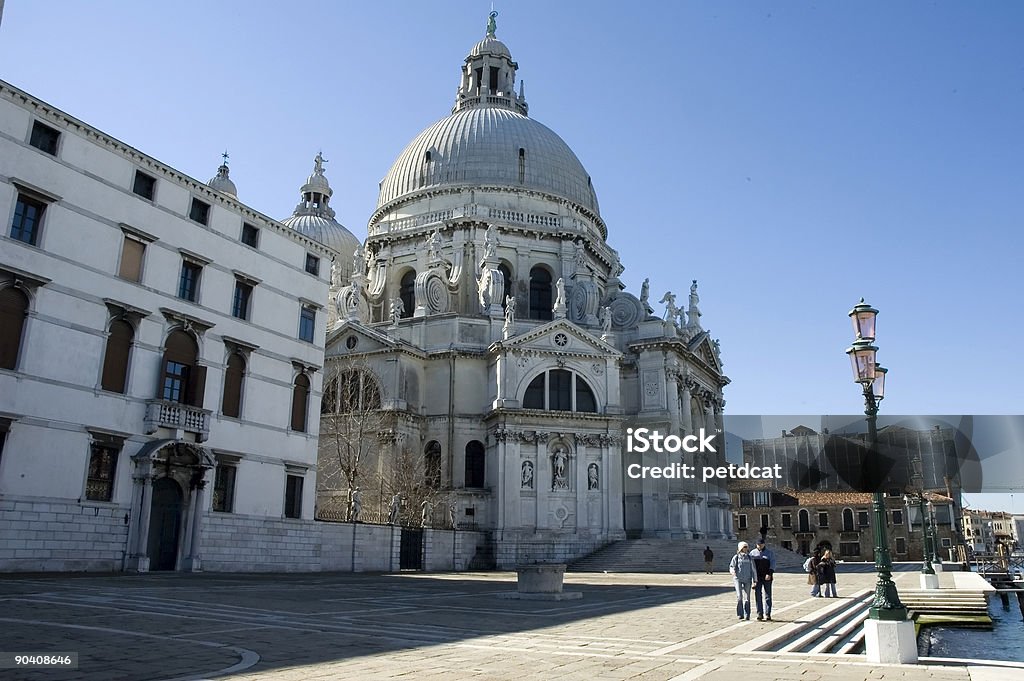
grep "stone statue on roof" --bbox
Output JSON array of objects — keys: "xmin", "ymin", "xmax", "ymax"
[{"xmin": 487, "ymin": 11, "xmax": 498, "ymax": 37}]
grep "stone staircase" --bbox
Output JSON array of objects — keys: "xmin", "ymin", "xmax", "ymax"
[{"xmin": 568, "ymin": 538, "xmax": 808, "ymax": 574}]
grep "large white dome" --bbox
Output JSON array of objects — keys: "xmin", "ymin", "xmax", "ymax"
[{"xmin": 376, "ymin": 106, "xmax": 600, "ymax": 215}]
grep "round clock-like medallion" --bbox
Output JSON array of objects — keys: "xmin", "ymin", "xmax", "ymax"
[{"xmin": 553, "ymin": 333, "xmax": 569, "ymax": 347}]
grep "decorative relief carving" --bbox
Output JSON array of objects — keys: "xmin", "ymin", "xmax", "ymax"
[{"xmin": 590, "ymin": 362, "xmax": 604, "ymax": 376}]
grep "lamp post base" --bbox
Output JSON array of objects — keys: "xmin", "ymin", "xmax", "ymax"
[
  {"xmin": 864, "ymin": 619, "xmax": 918, "ymax": 664},
  {"xmin": 932, "ymin": 562, "xmax": 943, "ymax": 573},
  {"xmin": 920, "ymin": 573, "xmax": 940, "ymax": 590}
]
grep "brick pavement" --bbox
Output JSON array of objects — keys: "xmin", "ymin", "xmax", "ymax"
[{"xmin": 0, "ymin": 567, "xmax": 1020, "ymax": 681}]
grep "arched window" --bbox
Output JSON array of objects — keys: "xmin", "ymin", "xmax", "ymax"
[
  {"xmin": 399, "ymin": 270, "xmax": 416, "ymax": 318},
  {"xmin": 100, "ymin": 319, "xmax": 134, "ymax": 393},
  {"xmin": 221, "ymin": 352, "xmax": 246, "ymax": 418},
  {"xmin": 332, "ymin": 370, "xmax": 381, "ymax": 413},
  {"xmin": 842, "ymin": 508, "xmax": 855, "ymax": 532},
  {"xmin": 0, "ymin": 287, "xmax": 29, "ymax": 370},
  {"xmin": 425, "ymin": 440, "xmax": 442, "ymax": 490},
  {"xmin": 160, "ymin": 330, "xmax": 203, "ymax": 406},
  {"xmin": 465, "ymin": 440, "xmax": 485, "ymax": 488},
  {"xmin": 498, "ymin": 263, "xmax": 513, "ymax": 309},
  {"xmin": 290, "ymin": 373, "xmax": 310, "ymax": 432},
  {"xmin": 523, "ymin": 369, "xmax": 598, "ymax": 413},
  {"xmin": 798, "ymin": 509, "xmax": 810, "ymax": 533},
  {"xmin": 528, "ymin": 266, "xmax": 552, "ymax": 320}
]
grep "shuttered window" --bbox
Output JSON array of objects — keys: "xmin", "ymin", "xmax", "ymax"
[
  {"xmin": 118, "ymin": 236, "xmax": 146, "ymax": 282},
  {"xmin": 0, "ymin": 287, "xmax": 29, "ymax": 370},
  {"xmin": 100, "ymin": 320, "xmax": 133, "ymax": 393}
]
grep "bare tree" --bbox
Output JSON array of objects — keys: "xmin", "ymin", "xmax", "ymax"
[
  {"xmin": 381, "ymin": 445, "xmax": 452, "ymax": 527},
  {"xmin": 316, "ymin": 357, "xmax": 389, "ymax": 521}
]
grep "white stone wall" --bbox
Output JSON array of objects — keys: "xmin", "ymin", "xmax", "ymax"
[
  {"xmin": 199, "ymin": 515, "xmax": 485, "ymax": 574},
  {"xmin": 0, "ymin": 497, "xmax": 129, "ymax": 572}
]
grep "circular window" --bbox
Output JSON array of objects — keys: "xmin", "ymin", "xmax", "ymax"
[
  {"xmin": 345, "ymin": 336, "xmax": 358, "ymax": 350},
  {"xmin": 553, "ymin": 333, "xmax": 569, "ymax": 347}
]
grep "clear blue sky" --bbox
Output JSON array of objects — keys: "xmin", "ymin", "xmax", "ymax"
[{"xmin": 2, "ymin": 2, "xmax": 1021, "ymax": 508}]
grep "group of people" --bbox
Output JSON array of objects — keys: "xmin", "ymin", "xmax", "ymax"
[{"xmin": 719, "ymin": 540, "xmax": 840, "ymax": 622}]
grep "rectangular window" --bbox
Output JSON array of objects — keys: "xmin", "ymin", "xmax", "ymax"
[
  {"xmin": 781, "ymin": 540, "xmax": 793, "ymax": 551},
  {"xmin": 86, "ymin": 443, "xmax": 119, "ymax": 502},
  {"xmin": 781, "ymin": 512, "xmax": 792, "ymax": 529},
  {"xmin": 189, "ymin": 198, "xmax": 210, "ymax": 225},
  {"xmin": 739, "ymin": 492, "xmax": 754, "ymax": 507},
  {"xmin": 285, "ymin": 474, "xmax": 303, "ymax": 519},
  {"xmin": 858, "ymin": 510, "xmax": 870, "ymax": 527},
  {"xmin": 11, "ymin": 194, "xmax": 47, "ymax": 246},
  {"xmin": 118, "ymin": 235, "xmax": 146, "ymax": 282},
  {"xmin": 305, "ymin": 253, "xmax": 320, "ymax": 276},
  {"xmin": 738, "ymin": 514, "xmax": 748, "ymax": 530},
  {"xmin": 162, "ymin": 361, "xmax": 189, "ymax": 402},
  {"xmin": 232, "ymin": 281, "xmax": 253, "ymax": 320},
  {"xmin": 760, "ymin": 513, "xmax": 770, "ymax": 530},
  {"xmin": 29, "ymin": 120, "xmax": 60, "ymax": 155},
  {"xmin": 548, "ymin": 369, "xmax": 571, "ymax": 411},
  {"xmin": 895, "ymin": 537, "xmax": 907, "ymax": 554},
  {"xmin": 132, "ymin": 171, "xmax": 156, "ymax": 200},
  {"xmin": 941, "ymin": 537, "xmax": 952, "ymax": 548},
  {"xmin": 212, "ymin": 464, "xmax": 237, "ymax": 513},
  {"xmin": 892, "ymin": 509, "xmax": 904, "ymax": 525},
  {"xmin": 818, "ymin": 511, "xmax": 829, "ymax": 528},
  {"xmin": 178, "ymin": 261, "xmax": 202, "ymax": 302},
  {"xmin": 298, "ymin": 306, "xmax": 316, "ymax": 343},
  {"xmin": 840, "ymin": 542, "xmax": 861, "ymax": 557},
  {"xmin": 241, "ymin": 223, "xmax": 259, "ymax": 248},
  {"xmin": 754, "ymin": 491, "xmax": 771, "ymax": 507}
]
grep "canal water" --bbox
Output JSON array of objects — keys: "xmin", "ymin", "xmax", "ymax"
[{"xmin": 921, "ymin": 594, "xmax": 1024, "ymax": 662}]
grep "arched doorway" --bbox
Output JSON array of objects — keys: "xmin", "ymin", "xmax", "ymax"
[{"xmin": 147, "ymin": 477, "xmax": 183, "ymax": 571}]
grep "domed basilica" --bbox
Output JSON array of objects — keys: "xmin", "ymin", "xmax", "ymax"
[{"xmin": 311, "ymin": 16, "xmax": 731, "ymax": 566}]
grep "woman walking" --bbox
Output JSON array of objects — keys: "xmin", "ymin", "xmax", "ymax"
[
  {"xmin": 729, "ymin": 541, "xmax": 754, "ymax": 620},
  {"xmin": 818, "ymin": 548, "xmax": 838, "ymax": 598}
]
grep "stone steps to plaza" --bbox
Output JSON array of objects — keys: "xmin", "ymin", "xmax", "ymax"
[{"xmin": 568, "ymin": 538, "xmax": 807, "ymax": 573}]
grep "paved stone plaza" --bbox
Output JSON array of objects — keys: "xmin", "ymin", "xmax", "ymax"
[{"xmin": 1, "ymin": 567, "xmax": 1021, "ymax": 681}]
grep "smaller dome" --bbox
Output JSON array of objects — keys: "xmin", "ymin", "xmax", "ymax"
[
  {"xmin": 469, "ymin": 36, "xmax": 511, "ymax": 59},
  {"xmin": 208, "ymin": 163, "xmax": 237, "ymax": 197},
  {"xmin": 282, "ymin": 152, "xmax": 361, "ymax": 262},
  {"xmin": 281, "ymin": 214, "xmax": 360, "ymax": 256}
]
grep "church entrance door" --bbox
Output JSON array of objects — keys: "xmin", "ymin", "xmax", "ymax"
[
  {"xmin": 148, "ymin": 477, "xmax": 183, "ymax": 571},
  {"xmin": 400, "ymin": 528, "xmax": 424, "ymax": 570}
]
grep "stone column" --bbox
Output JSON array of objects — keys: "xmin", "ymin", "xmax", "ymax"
[
  {"xmin": 183, "ymin": 470, "xmax": 208, "ymax": 572},
  {"xmin": 126, "ymin": 469, "xmax": 153, "ymax": 572},
  {"xmin": 680, "ymin": 379, "xmax": 693, "ymax": 436}
]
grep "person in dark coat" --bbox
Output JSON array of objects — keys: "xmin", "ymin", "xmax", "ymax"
[
  {"xmin": 817, "ymin": 548, "xmax": 838, "ymax": 597},
  {"xmin": 703, "ymin": 546, "xmax": 714, "ymax": 574},
  {"xmin": 749, "ymin": 538, "xmax": 776, "ymax": 621}
]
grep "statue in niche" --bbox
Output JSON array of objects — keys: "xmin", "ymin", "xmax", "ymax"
[
  {"xmin": 521, "ymin": 460, "xmax": 534, "ymax": 489},
  {"xmin": 503, "ymin": 295, "xmax": 516, "ymax": 337},
  {"xmin": 349, "ymin": 487, "xmax": 362, "ymax": 523},
  {"xmin": 552, "ymin": 446, "xmax": 569, "ymax": 490},
  {"xmin": 389, "ymin": 296, "xmax": 405, "ymax": 326},
  {"xmin": 588, "ymin": 463, "xmax": 599, "ymax": 490},
  {"xmin": 659, "ymin": 291, "xmax": 680, "ymax": 325},
  {"xmin": 388, "ymin": 494, "xmax": 401, "ymax": 524},
  {"xmin": 554, "ymin": 278, "xmax": 566, "ymax": 308}
]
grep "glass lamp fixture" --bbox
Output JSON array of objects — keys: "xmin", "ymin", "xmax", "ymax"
[
  {"xmin": 846, "ymin": 339, "xmax": 878, "ymax": 384},
  {"xmin": 849, "ymin": 298, "xmax": 879, "ymax": 341}
]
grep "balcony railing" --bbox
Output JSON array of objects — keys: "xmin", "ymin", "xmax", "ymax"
[{"xmin": 145, "ymin": 399, "xmax": 211, "ymax": 442}]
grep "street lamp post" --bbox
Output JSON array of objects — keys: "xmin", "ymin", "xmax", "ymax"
[
  {"xmin": 928, "ymin": 500, "xmax": 943, "ymax": 570},
  {"xmin": 846, "ymin": 299, "xmax": 917, "ymax": 664}
]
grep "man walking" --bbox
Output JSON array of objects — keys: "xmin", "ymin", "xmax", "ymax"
[
  {"xmin": 750, "ymin": 537, "xmax": 776, "ymax": 621},
  {"xmin": 703, "ymin": 545, "xmax": 714, "ymax": 574}
]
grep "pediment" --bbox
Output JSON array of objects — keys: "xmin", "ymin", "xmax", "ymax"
[
  {"xmin": 325, "ymin": 320, "xmax": 400, "ymax": 358},
  {"xmin": 497, "ymin": 318, "xmax": 621, "ymax": 357},
  {"xmin": 687, "ymin": 331, "xmax": 722, "ymax": 374}
]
